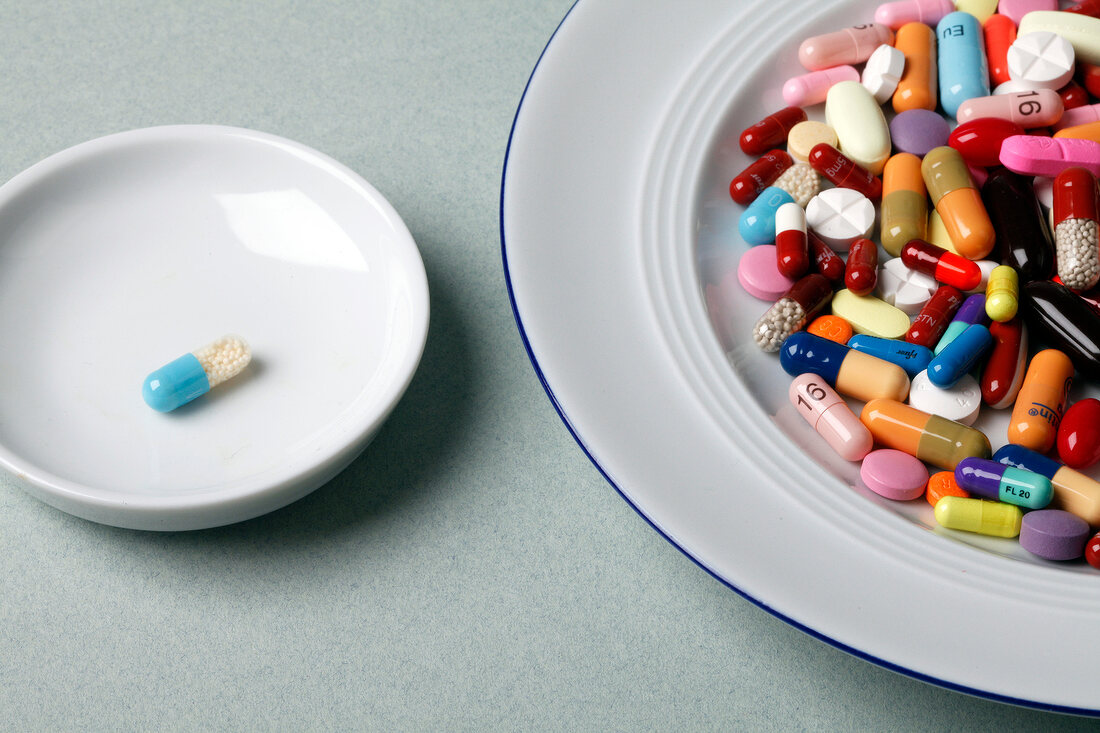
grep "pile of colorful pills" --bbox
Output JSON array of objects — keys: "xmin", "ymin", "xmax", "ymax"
[{"xmin": 730, "ymin": 0, "xmax": 1100, "ymax": 566}]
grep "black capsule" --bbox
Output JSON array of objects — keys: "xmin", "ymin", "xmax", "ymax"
[
  {"xmin": 982, "ymin": 168, "xmax": 1054, "ymax": 283},
  {"xmin": 1023, "ymin": 280, "xmax": 1100, "ymax": 380}
]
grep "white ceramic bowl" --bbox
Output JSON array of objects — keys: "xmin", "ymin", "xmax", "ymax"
[{"xmin": 0, "ymin": 125, "xmax": 429, "ymax": 530}]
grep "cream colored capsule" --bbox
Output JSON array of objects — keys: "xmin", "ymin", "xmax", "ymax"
[
  {"xmin": 831, "ymin": 289, "xmax": 911, "ymax": 339},
  {"xmin": 825, "ymin": 81, "xmax": 892, "ymax": 175},
  {"xmin": 1018, "ymin": 11, "xmax": 1100, "ymax": 65}
]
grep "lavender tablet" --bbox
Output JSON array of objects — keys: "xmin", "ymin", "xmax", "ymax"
[
  {"xmin": 889, "ymin": 109, "xmax": 950, "ymax": 157},
  {"xmin": 1019, "ymin": 509, "xmax": 1090, "ymax": 561}
]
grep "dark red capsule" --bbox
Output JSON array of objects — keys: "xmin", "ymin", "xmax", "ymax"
[
  {"xmin": 1078, "ymin": 62, "xmax": 1100, "ymax": 99},
  {"xmin": 808, "ymin": 143, "xmax": 882, "ymax": 200},
  {"xmin": 1060, "ymin": 80, "xmax": 1090, "ymax": 110},
  {"xmin": 949, "ymin": 118, "xmax": 1025, "ymax": 168},
  {"xmin": 1067, "ymin": 0, "xmax": 1100, "ymax": 18},
  {"xmin": 1053, "ymin": 276, "xmax": 1100, "ymax": 312},
  {"xmin": 740, "ymin": 107, "xmax": 807, "ymax": 156},
  {"xmin": 982, "ymin": 168, "xmax": 1055, "ymax": 283},
  {"xmin": 906, "ymin": 285, "xmax": 964, "ymax": 347},
  {"xmin": 729, "ymin": 149, "xmax": 794, "ymax": 205},
  {"xmin": 844, "ymin": 238, "xmax": 878, "ymax": 296},
  {"xmin": 809, "ymin": 231, "xmax": 845, "ymax": 284},
  {"xmin": 981, "ymin": 318, "xmax": 1027, "ymax": 409},
  {"xmin": 901, "ymin": 239, "xmax": 983, "ymax": 290}
]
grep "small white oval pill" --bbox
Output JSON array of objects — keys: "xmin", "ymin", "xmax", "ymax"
[
  {"xmin": 806, "ymin": 188, "xmax": 875, "ymax": 251},
  {"xmin": 862, "ymin": 44, "xmax": 906, "ymax": 104},
  {"xmin": 1007, "ymin": 31, "xmax": 1076, "ymax": 90},
  {"xmin": 908, "ymin": 370, "xmax": 982, "ymax": 426},
  {"xmin": 876, "ymin": 257, "xmax": 938, "ymax": 315}
]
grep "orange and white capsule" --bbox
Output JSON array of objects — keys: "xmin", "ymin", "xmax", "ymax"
[
  {"xmin": 1008, "ymin": 348, "xmax": 1074, "ymax": 453},
  {"xmin": 789, "ymin": 374, "xmax": 873, "ymax": 461}
]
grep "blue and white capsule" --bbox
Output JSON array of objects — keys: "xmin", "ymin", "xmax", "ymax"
[{"xmin": 142, "ymin": 336, "xmax": 252, "ymax": 412}]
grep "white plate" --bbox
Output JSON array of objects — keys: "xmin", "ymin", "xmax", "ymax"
[
  {"xmin": 503, "ymin": 0, "xmax": 1100, "ymax": 713},
  {"xmin": 0, "ymin": 125, "xmax": 429, "ymax": 531}
]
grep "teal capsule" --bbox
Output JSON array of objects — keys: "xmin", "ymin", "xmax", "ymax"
[
  {"xmin": 955, "ymin": 457, "xmax": 1053, "ymax": 510},
  {"xmin": 739, "ymin": 187, "xmax": 795, "ymax": 245}
]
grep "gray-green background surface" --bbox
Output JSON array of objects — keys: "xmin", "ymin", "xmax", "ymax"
[{"xmin": 0, "ymin": 1, "xmax": 1094, "ymax": 729}]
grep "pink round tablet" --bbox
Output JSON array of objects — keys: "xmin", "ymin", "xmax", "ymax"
[
  {"xmin": 737, "ymin": 244, "xmax": 796, "ymax": 301},
  {"xmin": 860, "ymin": 449, "xmax": 929, "ymax": 501}
]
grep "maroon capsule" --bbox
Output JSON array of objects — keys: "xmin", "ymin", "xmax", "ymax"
[
  {"xmin": 1067, "ymin": 0, "xmax": 1100, "ymax": 17},
  {"xmin": 981, "ymin": 318, "xmax": 1027, "ymax": 409},
  {"xmin": 845, "ymin": 238, "xmax": 878, "ymax": 296},
  {"xmin": 740, "ymin": 106, "xmax": 807, "ymax": 156},
  {"xmin": 901, "ymin": 239, "xmax": 983, "ymax": 290},
  {"xmin": 729, "ymin": 149, "xmax": 794, "ymax": 205},
  {"xmin": 808, "ymin": 143, "xmax": 882, "ymax": 200},
  {"xmin": 809, "ymin": 231, "xmax": 845, "ymax": 284},
  {"xmin": 906, "ymin": 285, "xmax": 964, "ymax": 347},
  {"xmin": 948, "ymin": 118, "xmax": 1025, "ymax": 168},
  {"xmin": 1060, "ymin": 80, "xmax": 1090, "ymax": 110},
  {"xmin": 1078, "ymin": 62, "xmax": 1100, "ymax": 99}
]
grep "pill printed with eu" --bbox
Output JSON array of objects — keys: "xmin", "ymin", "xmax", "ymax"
[{"xmin": 143, "ymin": 336, "xmax": 252, "ymax": 412}]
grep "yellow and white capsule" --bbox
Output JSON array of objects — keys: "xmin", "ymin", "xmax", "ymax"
[{"xmin": 143, "ymin": 336, "xmax": 251, "ymax": 412}]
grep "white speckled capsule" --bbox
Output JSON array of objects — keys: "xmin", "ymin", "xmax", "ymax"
[
  {"xmin": 752, "ymin": 274, "xmax": 833, "ymax": 352},
  {"xmin": 143, "ymin": 336, "xmax": 252, "ymax": 412}
]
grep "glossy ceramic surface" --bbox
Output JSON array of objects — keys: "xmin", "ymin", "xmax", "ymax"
[
  {"xmin": 503, "ymin": 0, "xmax": 1100, "ymax": 713},
  {"xmin": 0, "ymin": 125, "xmax": 429, "ymax": 530}
]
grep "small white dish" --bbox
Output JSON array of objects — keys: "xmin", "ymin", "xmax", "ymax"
[
  {"xmin": 503, "ymin": 0, "xmax": 1100, "ymax": 714},
  {"xmin": 0, "ymin": 125, "xmax": 429, "ymax": 530}
]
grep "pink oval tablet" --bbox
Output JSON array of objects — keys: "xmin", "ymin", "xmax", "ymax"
[
  {"xmin": 860, "ymin": 449, "xmax": 929, "ymax": 501},
  {"xmin": 738, "ymin": 244, "xmax": 796, "ymax": 300}
]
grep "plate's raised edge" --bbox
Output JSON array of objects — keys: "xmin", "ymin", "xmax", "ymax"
[{"xmin": 498, "ymin": 0, "xmax": 1097, "ymax": 718}]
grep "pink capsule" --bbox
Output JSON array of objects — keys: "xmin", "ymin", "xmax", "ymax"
[
  {"xmin": 798, "ymin": 24, "xmax": 895, "ymax": 71},
  {"xmin": 1054, "ymin": 102, "xmax": 1100, "ymax": 132},
  {"xmin": 783, "ymin": 66, "xmax": 861, "ymax": 107},
  {"xmin": 956, "ymin": 89, "xmax": 1064, "ymax": 128},
  {"xmin": 789, "ymin": 374, "xmax": 874, "ymax": 461},
  {"xmin": 874, "ymin": 0, "xmax": 955, "ymax": 28}
]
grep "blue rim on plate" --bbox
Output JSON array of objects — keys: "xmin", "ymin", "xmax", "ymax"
[{"xmin": 500, "ymin": 0, "xmax": 1099, "ymax": 717}]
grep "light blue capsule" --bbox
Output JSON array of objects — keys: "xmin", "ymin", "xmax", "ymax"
[
  {"xmin": 927, "ymin": 323, "xmax": 993, "ymax": 388},
  {"xmin": 739, "ymin": 187, "xmax": 795, "ymax": 246},
  {"xmin": 937, "ymin": 12, "xmax": 990, "ymax": 118},
  {"xmin": 847, "ymin": 335, "xmax": 933, "ymax": 378},
  {"xmin": 143, "ymin": 353, "xmax": 211, "ymax": 412}
]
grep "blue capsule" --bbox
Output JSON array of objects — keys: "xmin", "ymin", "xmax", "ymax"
[
  {"xmin": 927, "ymin": 322, "xmax": 993, "ymax": 388},
  {"xmin": 848, "ymin": 335, "xmax": 933, "ymax": 378},
  {"xmin": 739, "ymin": 186, "xmax": 795, "ymax": 245},
  {"xmin": 937, "ymin": 12, "xmax": 990, "ymax": 118},
  {"xmin": 934, "ymin": 293, "xmax": 988, "ymax": 355}
]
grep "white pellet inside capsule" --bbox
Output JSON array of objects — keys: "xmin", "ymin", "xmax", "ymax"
[{"xmin": 192, "ymin": 336, "xmax": 252, "ymax": 388}]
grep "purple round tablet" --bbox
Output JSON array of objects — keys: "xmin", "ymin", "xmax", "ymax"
[
  {"xmin": 737, "ymin": 244, "xmax": 795, "ymax": 301},
  {"xmin": 889, "ymin": 109, "xmax": 950, "ymax": 157},
  {"xmin": 1019, "ymin": 509, "xmax": 1090, "ymax": 561},
  {"xmin": 860, "ymin": 449, "xmax": 928, "ymax": 501}
]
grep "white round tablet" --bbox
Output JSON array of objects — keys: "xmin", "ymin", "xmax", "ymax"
[
  {"xmin": 862, "ymin": 44, "xmax": 905, "ymax": 105},
  {"xmin": 805, "ymin": 188, "xmax": 875, "ymax": 252},
  {"xmin": 1007, "ymin": 31, "xmax": 1075, "ymax": 90},
  {"xmin": 908, "ymin": 370, "xmax": 982, "ymax": 426},
  {"xmin": 876, "ymin": 257, "xmax": 938, "ymax": 315}
]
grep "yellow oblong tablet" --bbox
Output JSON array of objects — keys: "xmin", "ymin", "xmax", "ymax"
[
  {"xmin": 831, "ymin": 289, "xmax": 911, "ymax": 339},
  {"xmin": 934, "ymin": 496, "xmax": 1022, "ymax": 538},
  {"xmin": 954, "ymin": 0, "xmax": 997, "ymax": 23},
  {"xmin": 825, "ymin": 81, "xmax": 892, "ymax": 175}
]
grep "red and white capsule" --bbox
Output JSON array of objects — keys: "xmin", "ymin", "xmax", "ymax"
[
  {"xmin": 1053, "ymin": 167, "xmax": 1100, "ymax": 292},
  {"xmin": 775, "ymin": 202, "xmax": 810, "ymax": 279}
]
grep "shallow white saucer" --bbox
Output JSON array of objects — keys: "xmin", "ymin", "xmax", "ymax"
[{"xmin": 0, "ymin": 125, "xmax": 429, "ymax": 530}]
